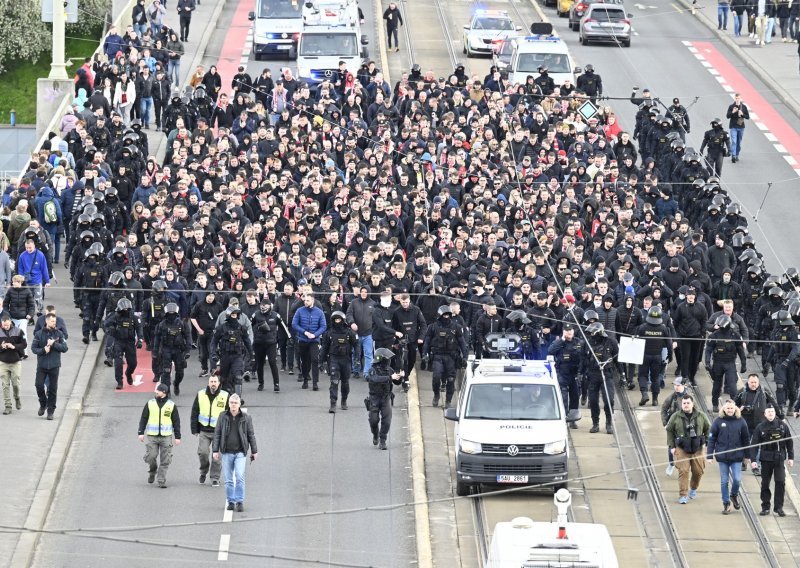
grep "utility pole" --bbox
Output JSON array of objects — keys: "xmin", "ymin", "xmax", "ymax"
[{"xmin": 49, "ymin": 0, "xmax": 69, "ymax": 80}]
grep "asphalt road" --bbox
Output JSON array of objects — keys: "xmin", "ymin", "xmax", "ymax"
[{"xmin": 31, "ymin": 347, "xmax": 415, "ymax": 567}]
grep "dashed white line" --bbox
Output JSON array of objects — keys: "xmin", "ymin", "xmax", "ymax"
[
  {"xmin": 794, "ymin": 168, "xmax": 800, "ymax": 177},
  {"xmin": 218, "ymin": 534, "xmax": 231, "ymax": 561},
  {"xmin": 721, "ymin": 84, "xmax": 734, "ymax": 92},
  {"xmin": 703, "ymin": 61, "xmax": 714, "ymax": 69},
  {"xmin": 223, "ymin": 507, "xmax": 233, "ymax": 523},
  {"xmin": 714, "ymin": 75, "xmax": 727, "ymax": 84},
  {"xmin": 682, "ymin": 40, "xmax": 692, "ymax": 45},
  {"xmin": 783, "ymin": 155, "xmax": 798, "ymax": 166},
  {"xmin": 694, "ymin": 53, "xmax": 706, "ymax": 60},
  {"xmin": 765, "ymin": 132, "xmax": 778, "ymax": 142},
  {"xmin": 774, "ymin": 144, "xmax": 788, "ymax": 153},
  {"xmin": 756, "ymin": 122, "xmax": 768, "ymax": 130},
  {"xmin": 750, "ymin": 112, "xmax": 759, "ymax": 120}
]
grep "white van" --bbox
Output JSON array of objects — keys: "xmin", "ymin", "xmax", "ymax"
[
  {"xmin": 507, "ymin": 35, "xmax": 576, "ymax": 87},
  {"xmin": 296, "ymin": 0, "xmax": 368, "ymax": 87},
  {"xmin": 487, "ymin": 490, "xmax": 619, "ymax": 568},
  {"xmin": 248, "ymin": 0, "xmax": 303, "ymax": 60},
  {"xmin": 445, "ymin": 337, "xmax": 575, "ymax": 496}
]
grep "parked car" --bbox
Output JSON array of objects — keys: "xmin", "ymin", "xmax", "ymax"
[{"xmin": 579, "ymin": 3, "xmax": 632, "ymax": 46}]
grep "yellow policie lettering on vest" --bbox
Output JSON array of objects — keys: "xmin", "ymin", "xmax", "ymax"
[{"xmin": 146, "ymin": 399, "xmax": 175, "ymax": 436}]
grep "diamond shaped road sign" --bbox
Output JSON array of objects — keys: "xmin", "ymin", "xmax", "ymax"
[{"xmin": 578, "ymin": 100, "xmax": 598, "ymax": 121}]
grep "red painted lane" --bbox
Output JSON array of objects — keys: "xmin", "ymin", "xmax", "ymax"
[
  {"xmin": 114, "ymin": 346, "xmax": 157, "ymax": 393},
  {"xmin": 216, "ymin": 0, "xmax": 251, "ymax": 100},
  {"xmin": 690, "ymin": 41, "xmax": 800, "ymax": 162}
]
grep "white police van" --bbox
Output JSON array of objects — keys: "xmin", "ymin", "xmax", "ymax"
[
  {"xmin": 487, "ymin": 489, "xmax": 619, "ymax": 568},
  {"xmin": 445, "ymin": 333, "xmax": 578, "ymax": 496},
  {"xmin": 248, "ymin": 0, "xmax": 303, "ymax": 60},
  {"xmin": 507, "ymin": 27, "xmax": 576, "ymax": 87}
]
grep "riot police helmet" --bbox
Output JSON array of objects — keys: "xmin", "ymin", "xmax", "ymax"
[
  {"xmin": 586, "ymin": 322, "xmax": 607, "ymax": 337},
  {"xmin": 109, "ymin": 271, "xmax": 124, "ymax": 286},
  {"xmin": 152, "ymin": 280, "xmax": 168, "ymax": 293},
  {"xmin": 715, "ymin": 314, "xmax": 732, "ymax": 329},
  {"xmin": 116, "ymin": 298, "xmax": 133, "ymax": 312},
  {"xmin": 437, "ymin": 305, "xmax": 452, "ymax": 318},
  {"xmin": 165, "ymin": 302, "xmax": 180, "ymax": 315},
  {"xmin": 583, "ymin": 309, "xmax": 599, "ymax": 323},
  {"xmin": 374, "ymin": 347, "xmax": 395, "ymax": 361},
  {"xmin": 646, "ymin": 307, "xmax": 663, "ymax": 325},
  {"xmin": 331, "ymin": 310, "xmax": 346, "ymax": 322}
]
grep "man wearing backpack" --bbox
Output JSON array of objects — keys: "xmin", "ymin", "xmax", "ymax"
[
  {"xmin": 34, "ymin": 185, "xmax": 63, "ymax": 264},
  {"xmin": 661, "ymin": 377, "xmax": 694, "ymax": 476}
]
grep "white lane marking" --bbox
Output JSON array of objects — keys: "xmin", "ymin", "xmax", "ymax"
[
  {"xmin": 702, "ymin": 61, "xmax": 714, "ymax": 68},
  {"xmin": 714, "ymin": 75, "xmax": 727, "ymax": 84},
  {"xmin": 722, "ymin": 84, "xmax": 734, "ymax": 92},
  {"xmin": 765, "ymin": 132, "xmax": 778, "ymax": 142},
  {"xmin": 682, "ymin": 40, "xmax": 692, "ymax": 45},
  {"xmin": 783, "ymin": 155, "xmax": 798, "ymax": 166},
  {"xmin": 750, "ymin": 112, "xmax": 760, "ymax": 120},
  {"xmin": 794, "ymin": 168, "xmax": 800, "ymax": 177},
  {"xmin": 756, "ymin": 122, "xmax": 768, "ymax": 130},
  {"xmin": 218, "ymin": 534, "xmax": 230, "ymax": 561},
  {"xmin": 694, "ymin": 53, "xmax": 706, "ymax": 60},
  {"xmin": 223, "ymin": 507, "xmax": 233, "ymax": 523},
  {"xmin": 774, "ymin": 144, "xmax": 788, "ymax": 153}
]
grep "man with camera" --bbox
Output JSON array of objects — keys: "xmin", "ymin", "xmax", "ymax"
[
  {"xmin": 736, "ymin": 373, "xmax": 780, "ymax": 475},
  {"xmin": 665, "ymin": 394, "xmax": 712, "ymax": 504}
]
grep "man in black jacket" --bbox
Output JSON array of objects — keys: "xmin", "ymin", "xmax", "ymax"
[
  {"xmin": 212, "ymin": 394, "xmax": 258, "ymax": 512},
  {"xmin": 673, "ymin": 287, "xmax": 709, "ymax": 385},
  {"xmin": 0, "ymin": 315, "xmax": 27, "ymax": 415},
  {"xmin": 750, "ymin": 404, "xmax": 794, "ymax": 516},
  {"xmin": 392, "ymin": 293, "xmax": 427, "ymax": 380},
  {"xmin": 320, "ymin": 311, "xmax": 357, "ymax": 413},
  {"xmin": 190, "ymin": 290, "xmax": 223, "ymax": 378},
  {"xmin": 250, "ymin": 299, "xmax": 282, "ymax": 391}
]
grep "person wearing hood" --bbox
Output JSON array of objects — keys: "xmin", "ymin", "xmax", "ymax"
[
  {"xmin": 712, "ymin": 268, "xmax": 743, "ymax": 306},
  {"xmin": 700, "ymin": 118, "xmax": 731, "ymax": 176},
  {"xmin": 35, "ymin": 185, "xmax": 63, "ymax": 264},
  {"xmin": 707, "ymin": 400, "xmax": 750, "ymax": 514}
]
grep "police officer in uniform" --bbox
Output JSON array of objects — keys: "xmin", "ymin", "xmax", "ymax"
[
  {"xmin": 635, "ymin": 306, "xmax": 674, "ymax": 407},
  {"xmin": 704, "ymin": 314, "xmax": 747, "ymax": 412},
  {"xmin": 507, "ymin": 309, "xmax": 540, "ymax": 360},
  {"xmin": 75, "ymin": 244, "xmax": 108, "ymax": 344},
  {"xmin": 137, "ymin": 383, "xmax": 181, "ymax": 488},
  {"xmin": 667, "ymin": 97, "xmax": 691, "ymax": 140},
  {"xmin": 98, "ymin": 271, "xmax": 133, "ymax": 366},
  {"xmin": 580, "ymin": 322, "xmax": 619, "ymax": 434},
  {"xmin": 423, "ymin": 306, "xmax": 468, "ymax": 409},
  {"xmin": 190, "ymin": 374, "xmax": 229, "ymax": 486},
  {"xmin": 768, "ymin": 310, "xmax": 799, "ymax": 414},
  {"xmin": 699, "ymin": 118, "xmax": 731, "ymax": 176},
  {"xmin": 576, "ymin": 64, "xmax": 602, "ymax": 103},
  {"xmin": 103, "ymin": 298, "xmax": 143, "ymax": 390},
  {"xmin": 143, "ymin": 280, "xmax": 169, "ymax": 381},
  {"xmin": 153, "ymin": 303, "xmax": 191, "ymax": 395},
  {"xmin": 548, "ymin": 322, "xmax": 583, "ymax": 427},
  {"xmin": 365, "ymin": 348, "xmax": 403, "ymax": 450},
  {"xmin": 320, "ymin": 311, "xmax": 357, "ymax": 413},
  {"xmin": 750, "ymin": 404, "xmax": 794, "ymax": 516},
  {"xmin": 211, "ymin": 307, "xmax": 253, "ymax": 396}
]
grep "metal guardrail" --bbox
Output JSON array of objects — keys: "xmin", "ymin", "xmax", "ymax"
[{"xmin": 12, "ymin": 0, "xmax": 138, "ymax": 185}]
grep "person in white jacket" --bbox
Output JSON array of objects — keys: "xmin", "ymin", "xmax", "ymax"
[{"xmin": 113, "ymin": 73, "xmax": 137, "ymax": 125}]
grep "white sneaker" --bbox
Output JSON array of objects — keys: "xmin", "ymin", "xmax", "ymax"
[{"xmin": 666, "ymin": 464, "xmax": 675, "ymax": 477}]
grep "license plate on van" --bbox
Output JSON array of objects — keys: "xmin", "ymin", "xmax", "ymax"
[{"xmin": 497, "ymin": 475, "xmax": 528, "ymax": 483}]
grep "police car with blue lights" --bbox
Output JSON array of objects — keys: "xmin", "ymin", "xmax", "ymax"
[
  {"xmin": 507, "ymin": 27, "xmax": 577, "ymax": 87},
  {"xmin": 462, "ymin": 9, "xmax": 522, "ymax": 57},
  {"xmin": 445, "ymin": 333, "xmax": 579, "ymax": 496}
]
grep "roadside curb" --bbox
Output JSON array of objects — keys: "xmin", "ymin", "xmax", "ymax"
[
  {"xmin": 374, "ymin": 0, "xmax": 392, "ymax": 84},
  {"xmin": 9, "ymin": 340, "xmax": 103, "ymax": 568},
  {"xmin": 407, "ymin": 369, "xmax": 433, "ymax": 568},
  {"xmin": 676, "ymin": 0, "xmax": 800, "ymax": 121}
]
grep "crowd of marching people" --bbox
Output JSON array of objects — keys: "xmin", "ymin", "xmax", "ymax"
[{"xmin": 4, "ymin": 6, "xmax": 799, "ymax": 509}]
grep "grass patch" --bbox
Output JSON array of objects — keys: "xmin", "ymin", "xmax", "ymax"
[{"xmin": 0, "ymin": 29, "xmax": 103, "ymax": 125}]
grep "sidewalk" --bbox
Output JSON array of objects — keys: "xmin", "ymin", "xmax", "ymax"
[
  {"xmin": 3, "ymin": 3, "xmax": 227, "ymax": 567},
  {"xmin": 679, "ymin": 0, "xmax": 800, "ymax": 118}
]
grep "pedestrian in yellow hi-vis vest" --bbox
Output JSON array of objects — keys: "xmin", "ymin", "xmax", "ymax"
[{"xmin": 138, "ymin": 383, "xmax": 182, "ymax": 488}]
